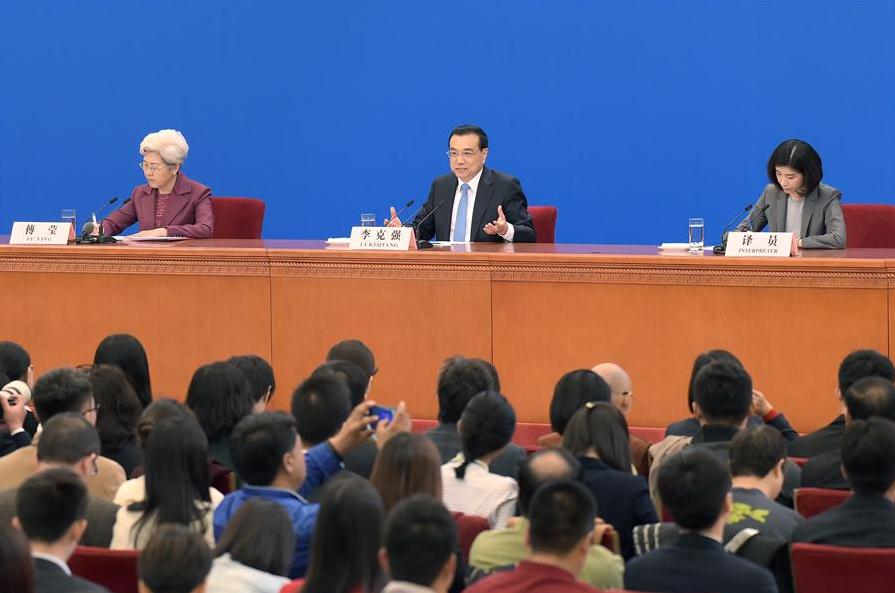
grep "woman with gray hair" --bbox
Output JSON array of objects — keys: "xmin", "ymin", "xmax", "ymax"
[{"xmin": 101, "ymin": 129, "xmax": 214, "ymax": 238}]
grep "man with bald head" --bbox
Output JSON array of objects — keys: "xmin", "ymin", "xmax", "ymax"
[{"xmin": 592, "ymin": 362, "xmax": 649, "ymax": 476}]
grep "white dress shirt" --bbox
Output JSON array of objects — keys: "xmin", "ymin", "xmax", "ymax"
[
  {"xmin": 441, "ymin": 455, "xmax": 518, "ymax": 528},
  {"xmin": 449, "ymin": 169, "xmax": 515, "ymax": 242}
]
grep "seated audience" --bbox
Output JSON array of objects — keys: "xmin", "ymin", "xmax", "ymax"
[
  {"xmin": 728, "ymin": 426, "xmax": 803, "ymax": 540},
  {"xmin": 112, "ymin": 416, "xmax": 223, "ymax": 549},
  {"xmin": 207, "ymin": 499, "xmax": 292, "ymax": 593},
  {"xmin": 536, "ymin": 369, "xmax": 610, "ymax": 447},
  {"xmin": 427, "ymin": 356, "xmax": 526, "ymax": 479},
  {"xmin": 0, "ymin": 414, "xmax": 117, "ymax": 547},
  {"xmin": 592, "ymin": 362, "xmax": 650, "ymax": 476},
  {"xmin": 326, "ymin": 338, "xmax": 378, "ymax": 383},
  {"xmin": 789, "ymin": 349, "xmax": 895, "ymax": 458},
  {"xmin": 0, "ymin": 526, "xmax": 35, "ymax": 593},
  {"xmin": 792, "ymin": 417, "xmax": 895, "ymax": 547},
  {"xmin": 470, "ymin": 448, "xmax": 623, "ymax": 589},
  {"xmin": 0, "ymin": 367, "xmax": 125, "ymax": 501},
  {"xmin": 15, "ymin": 468, "xmax": 110, "ymax": 593},
  {"xmin": 228, "ymin": 354, "xmax": 276, "ymax": 413},
  {"xmin": 802, "ymin": 376, "xmax": 895, "ymax": 489},
  {"xmin": 441, "ymin": 391, "xmax": 519, "ymax": 528},
  {"xmin": 1, "ymin": 373, "xmax": 32, "ymax": 457},
  {"xmin": 88, "ymin": 365, "xmax": 144, "ymax": 477},
  {"xmin": 563, "ymin": 401, "xmax": 657, "ymax": 559},
  {"xmin": 465, "ymin": 480, "xmax": 602, "ymax": 593},
  {"xmin": 93, "ymin": 333, "xmax": 153, "ymax": 408},
  {"xmin": 0, "ymin": 341, "xmax": 39, "ymax": 452},
  {"xmin": 138, "ymin": 524, "xmax": 211, "ymax": 593},
  {"xmin": 625, "ymin": 448, "xmax": 778, "ymax": 593},
  {"xmin": 292, "ymin": 371, "xmax": 352, "ymax": 450},
  {"xmin": 379, "ymin": 495, "xmax": 457, "ymax": 593}
]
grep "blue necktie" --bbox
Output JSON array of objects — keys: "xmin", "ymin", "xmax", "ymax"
[{"xmin": 453, "ymin": 183, "xmax": 470, "ymax": 242}]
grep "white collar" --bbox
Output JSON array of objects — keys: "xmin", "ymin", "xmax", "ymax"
[
  {"xmin": 32, "ymin": 552, "xmax": 71, "ymax": 575},
  {"xmin": 456, "ymin": 168, "xmax": 484, "ymax": 193}
]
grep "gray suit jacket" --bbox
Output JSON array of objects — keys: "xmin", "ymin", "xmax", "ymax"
[
  {"xmin": 0, "ymin": 487, "xmax": 118, "ymax": 547},
  {"xmin": 735, "ymin": 182, "xmax": 846, "ymax": 248}
]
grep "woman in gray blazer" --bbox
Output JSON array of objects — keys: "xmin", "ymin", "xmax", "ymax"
[{"xmin": 736, "ymin": 139, "xmax": 846, "ymax": 249}]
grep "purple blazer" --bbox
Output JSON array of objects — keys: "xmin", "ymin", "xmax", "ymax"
[{"xmin": 102, "ymin": 173, "xmax": 214, "ymax": 238}]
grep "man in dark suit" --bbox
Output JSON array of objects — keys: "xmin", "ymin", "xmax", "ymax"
[
  {"xmin": 793, "ymin": 417, "xmax": 895, "ymax": 547},
  {"xmin": 390, "ymin": 125, "xmax": 535, "ymax": 243},
  {"xmin": 626, "ymin": 448, "xmax": 778, "ymax": 593},
  {"xmin": 15, "ymin": 468, "xmax": 110, "ymax": 593}
]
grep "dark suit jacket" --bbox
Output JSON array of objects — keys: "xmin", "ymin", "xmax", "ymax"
[
  {"xmin": 792, "ymin": 494, "xmax": 895, "ymax": 547},
  {"xmin": 425, "ymin": 423, "xmax": 526, "ymax": 479},
  {"xmin": 34, "ymin": 557, "xmax": 111, "ymax": 593},
  {"xmin": 102, "ymin": 172, "xmax": 214, "ymax": 238},
  {"xmin": 342, "ymin": 440, "xmax": 378, "ymax": 479},
  {"xmin": 735, "ymin": 182, "xmax": 845, "ymax": 249},
  {"xmin": 413, "ymin": 167, "xmax": 536, "ymax": 242},
  {"xmin": 800, "ymin": 450, "xmax": 849, "ymax": 490},
  {"xmin": 625, "ymin": 533, "xmax": 779, "ymax": 593},
  {"xmin": 0, "ymin": 488, "xmax": 118, "ymax": 547},
  {"xmin": 787, "ymin": 415, "xmax": 844, "ymax": 458}
]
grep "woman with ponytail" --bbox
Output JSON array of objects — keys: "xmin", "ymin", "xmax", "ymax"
[{"xmin": 440, "ymin": 391, "xmax": 518, "ymax": 528}]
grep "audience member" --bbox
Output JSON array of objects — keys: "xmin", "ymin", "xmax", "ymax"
[
  {"xmin": 592, "ymin": 362, "xmax": 651, "ymax": 476},
  {"xmin": 327, "ymin": 338, "xmax": 378, "ymax": 381},
  {"xmin": 93, "ymin": 333, "xmax": 153, "ymax": 408},
  {"xmin": 0, "ymin": 526, "xmax": 35, "ymax": 593},
  {"xmin": 112, "ymin": 416, "xmax": 222, "ymax": 549},
  {"xmin": 379, "ymin": 495, "xmax": 457, "ymax": 593},
  {"xmin": 788, "ymin": 349, "xmax": 895, "ymax": 457},
  {"xmin": 470, "ymin": 448, "xmax": 623, "ymax": 589},
  {"xmin": 536, "ymin": 369, "xmax": 610, "ymax": 447},
  {"xmin": 1, "ymin": 372, "xmax": 32, "ymax": 457},
  {"xmin": 427, "ymin": 356, "xmax": 526, "ymax": 479},
  {"xmin": 792, "ymin": 417, "xmax": 895, "ymax": 547},
  {"xmin": 292, "ymin": 371, "xmax": 352, "ymax": 449},
  {"xmin": 465, "ymin": 480, "xmax": 602, "ymax": 593},
  {"xmin": 441, "ymin": 391, "xmax": 518, "ymax": 528},
  {"xmin": 88, "ymin": 365, "xmax": 144, "ymax": 477},
  {"xmin": 625, "ymin": 448, "xmax": 778, "ymax": 593},
  {"xmin": 0, "ymin": 368, "xmax": 126, "ymax": 500},
  {"xmin": 138, "ymin": 524, "xmax": 211, "ymax": 593},
  {"xmin": 0, "ymin": 341, "xmax": 39, "ymax": 453},
  {"xmin": 228, "ymin": 354, "xmax": 276, "ymax": 413},
  {"xmin": 371, "ymin": 432, "xmax": 443, "ymax": 513},
  {"xmin": 15, "ymin": 468, "xmax": 111, "ymax": 593},
  {"xmin": 563, "ymin": 401, "xmax": 657, "ymax": 559},
  {"xmin": 207, "ymin": 499, "xmax": 292, "ymax": 593}
]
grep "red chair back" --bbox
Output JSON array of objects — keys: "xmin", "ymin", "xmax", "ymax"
[
  {"xmin": 599, "ymin": 526, "xmax": 621, "ymax": 555},
  {"xmin": 790, "ymin": 543, "xmax": 895, "ymax": 593},
  {"xmin": 794, "ymin": 487, "xmax": 852, "ymax": 518},
  {"xmin": 513, "ymin": 422, "xmax": 551, "ymax": 448},
  {"xmin": 410, "ymin": 418, "xmax": 438, "ymax": 433},
  {"xmin": 789, "ymin": 456, "xmax": 809, "ymax": 467},
  {"xmin": 210, "ymin": 196, "xmax": 266, "ymax": 239},
  {"xmin": 451, "ymin": 511, "xmax": 490, "ymax": 562},
  {"xmin": 630, "ymin": 426, "xmax": 665, "ymax": 444},
  {"xmin": 69, "ymin": 546, "xmax": 139, "ymax": 593},
  {"xmin": 842, "ymin": 204, "xmax": 895, "ymax": 248},
  {"xmin": 528, "ymin": 205, "xmax": 557, "ymax": 243}
]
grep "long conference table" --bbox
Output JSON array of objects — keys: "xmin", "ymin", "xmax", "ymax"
[{"xmin": 1, "ymin": 239, "xmax": 893, "ymax": 433}]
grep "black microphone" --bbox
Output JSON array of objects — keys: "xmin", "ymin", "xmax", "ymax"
[
  {"xmin": 80, "ymin": 196, "xmax": 119, "ymax": 237},
  {"xmin": 385, "ymin": 199, "xmax": 415, "ymax": 225},
  {"xmin": 718, "ymin": 204, "xmax": 752, "ymax": 241},
  {"xmin": 411, "ymin": 200, "xmax": 445, "ymax": 249},
  {"xmin": 713, "ymin": 203, "xmax": 770, "ymax": 254}
]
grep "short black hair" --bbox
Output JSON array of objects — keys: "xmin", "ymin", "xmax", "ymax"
[
  {"xmin": 326, "ymin": 339, "xmax": 377, "ymax": 377},
  {"xmin": 838, "ymin": 350, "xmax": 895, "ymax": 395},
  {"xmin": 455, "ymin": 391, "xmax": 515, "ymax": 479},
  {"xmin": 517, "ymin": 448, "xmax": 581, "ymax": 517},
  {"xmin": 841, "ymin": 417, "xmax": 895, "ymax": 496},
  {"xmin": 186, "ymin": 362, "xmax": 254, "ymax": 442},
  {"xmin": 549, "ymin": 369, "xmax": 611, "ymax": 434},
  {"xmin": 693, "ymin": 361, "xmax": 752, "ymax": 426},
  {"xmin": 31, "ymin": 368, "xmax": 93, "ymax": 423},
  {"xmin": 844, "ymin": 376, "xmax": 895, "ymax": 421},
  {"xmin": 729, "ymin": 426, "xmax": 786, "ymax": 478},
  {"xmin": 228, "ymin": 354, "xmax": 276, "ymax": 404},
  {"xmin": 231, "ymin": 411, "xmax": 297, "ymax": 486},
  {"xmin": 562, "ymin": 402, "xmax": 631, "ymax": 472},
  {"xmin": 528, "ymin": 480, "xmax": 596, "ymax": 555},
  {"xmin": 474, "ymin": 359, "xmax": 501, "ymax": 392},
  {"xmin": 767, "ymin": 139, "xmax": 823, "ymax": 196},
  {"xmin": 37, "ymin": 413, "xmax": 100, "ymax": 464},
  {"xmin": 139, "ymin": 524, "xmax": 212, "ymax": 593},
  {"xmin": 436, "ymin": 356, "xmax": 495, "ymax": 423},
  {"xmin": 93, "ymin": 333, "xmax": 153, "ymax": 408},
  {"xmin": 214, "ymin": 499, "xmax": 294, "ymax": 577},
  {"xmin": 291, "ymin": 372, "xmax": 351, "ymax": 446},
  {"xmin": 657, "ymin": 448, "xmax": 731, "ymax": 530},
  {"xmin": 449, "ymin": 125, "xmax": 488, "ymax": 150},
  {"xmin": 313, "ymin": 360, "xmax": 369, "ymax": 407},
  {"xmin": 0, "ymin": 341, "xmax": 30, "ymax": 382},
  {"xmin": 686, "ymin": 350, "xmax": 743, "ymax": 413},
  {"xmin": 385, "ymin": 495, "xmax": 457, "ymax": 586},
  {"xmin": 16, "ymin": 468, "xmax": 88, "ymax": 543}
]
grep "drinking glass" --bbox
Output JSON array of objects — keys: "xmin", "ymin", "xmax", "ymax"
[
  {"xmin": 360, "ymin": 213, "xmax": 376, "ymax": 227},
  {"xmin": 61, "ymin": 209, "xmax": 77, "ymax": 231},
  {"xmin": 688, "ymin": 217, "xmax": 704, "ymax": 254}
]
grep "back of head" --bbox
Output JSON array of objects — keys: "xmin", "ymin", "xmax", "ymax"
[
  {"xmin": 186, "ymin": 361, "xmax": 254, "ymax": 442},
  {"xmin": 291, "ymin": 371, "xmax": 351, "ymax": 446},
  {"xmin": 729, "ymin": 426, "xmax": 786, "ymax": 478},
  {"xmin": 231, "ymin": 411, "xmax": 297, "ymax": 486},
  {"xmin": 517, "ymin": 448, "xmax": 581, "ymax": 517},
  {"xmin": 385, "ymin": 495, "xmax": 457, "ymax": 587},
  {"xmin": 214, "ymin": 499, "xmax": 294, "ymax": 577},
  {"xmin": 326, "ymin": 339, "xmax": 377, "ymax": 377},
  {"xmin": 303, "ymin": 474, "xmax": 384, "ymax": 593},
  {"xmin": 137, "ymin": 399, "xmax": 195, "ymax": 452},
  {"xmin": 32, "ymin": 368, "xmax": 93, "ymax": 423},
  {"xmin": 93, "ymin": 333, "xmax": 152, "ymax": 408},
  {"xmin": 562, "ymin": 402, "xmax": 631, "ymax": 472},
  {"xmin": 37, "ymin": 413, "xmax": 100, "ymax": 465},
  {"xmin": 0, "ymin": 341, "xmax": 30, "ymax": 382},
  {"xmin": 0, "ymin": 526, "xmax": 34, "ymax": 593},
  {"xmin": 658, "ymin": 448, "xmax": 731, "ymax": 530},
  {"xmin": 843, "ymin": 376, "xmax": 895, "ymax": 421},
  {"xmin": 549, "ymin": 369, "xmax": 611, "ymax": 434},
  {"xmin": 370, "ymin": 432, "xmax": 443, "ymax": 513},
  {"xmin": 436, "ymin": 356, "xmax": 495, "ymax": 423},
  {"xmin": 455, "ymin": 391, "xmax": 515, "ymax": 478},
  {"xmin": 841, "ymin": 417, "xmax": 895, "ymax": 496},
  {"xmin": 227, "ymin": 354, "xmax": 276, "ymax": 405},
  {"xmin": 312, "ymin": 360, "xmax": 370, "ymax": 408},
  {"xmin": 139, "ymin": 524, "xmax": 211, "ymax": 593},
  {"xmin": 838, "ymin": 349, "xmax": 895, "ymax": 395},
  {"xmin": 693, "ymin": 360, "xmax": 752, "ymax": 426},
  {"xmin": 89, "ymin": 365, "xmax": 142, "ymax": 448},
  {"xmin": 474, "ymin": 358, "xmax": 501, "ymax": 392},
  {"xmin": 16, "ymin": 468, "xmax": 87, "ymax": 544},
  {"xmin": 687, "ymin": 349, "xmax": 743, "ymax": 413},
  {"xmin": 527, "ymin": 480, "xmax": 596, "ymax": 556}
]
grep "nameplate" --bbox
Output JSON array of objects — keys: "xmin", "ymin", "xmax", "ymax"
[
  {"xmin": 9, "ymin": 222, "xmax": 73, "ymax": 245},
  {"xmin": 349, "ymin": 226, "xmax": 417, "ymax": 251},
  {"xmin": 725, "ymin": 232, "xmax": 793, "ymax": 257}
]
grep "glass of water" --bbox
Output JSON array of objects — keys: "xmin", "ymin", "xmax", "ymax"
[
  {"xmin": 61, "ymin": 209, "xmax": 77, "ymax": 232},
  {"xmin": 688, "ymin": 217, "xmax": 704, "ymax": 253},
  {"xmin": 360, "ymin": 213, "xmax": 376, "ymax": 227}
]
